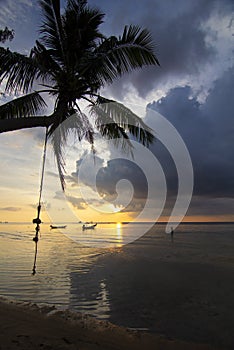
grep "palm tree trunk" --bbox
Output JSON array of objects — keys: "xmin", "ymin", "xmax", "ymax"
[{"xmin": 0, "ymin": 115, "xmax": 56, "ymax": 133}]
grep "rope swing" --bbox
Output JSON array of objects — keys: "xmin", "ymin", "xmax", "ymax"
[{"xmin": 32, "ymin": 127, "xmax": 48, "ymax": 275}]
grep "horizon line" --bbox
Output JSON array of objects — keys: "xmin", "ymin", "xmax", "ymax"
[{"xmin": 1, "ymin": 221, "xmax": 234, "ymax": 225}]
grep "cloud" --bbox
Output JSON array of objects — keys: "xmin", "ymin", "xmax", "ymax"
[
  {"xmin": 96, "ymin": 159, "xmax": 148, "ymax": 200},
  {"xmin": 62, "ymin": 148, "xmax": 149, "ymax": 215},
  {"xmin": 69, "ymin": 153, "xmax": 105, "ymax": 190},
  {"xmin": 186, "ymin": 196, "xmax": 234, "ymax": 217},
  {"xmin": 0, "ymin": 0, "xmax": 33, "ymax": 26},
  {"xmin": 100, "ymin": 0, "xmax": 233, "ymax": 101},
  {"xmin": 0, "ymin": 206, "xmax": 21, "ymax": 211},
  {"xmin": 0, "ymin": 0, "xmax": 40, "ymax": 55},
  {"xmin": 77, "ymin": 64, "xmax": 233, "ymax": 218},
  {"xmin": 147, "ymin": 66, "xmax": 234, "ymax": 200},
  {"xmin": 66, "ymin": 195, "xmax": 87, "ymax": 210},
  {"xmin": 53, "ymin": 191, "xmax": 87, "ymax": 210}
]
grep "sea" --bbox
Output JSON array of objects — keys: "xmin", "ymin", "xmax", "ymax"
[{"xmin": 0, "ymin": 222, "xmax": 234, "ymax": 348}]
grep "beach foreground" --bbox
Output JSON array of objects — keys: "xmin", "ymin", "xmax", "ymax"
[{"xmin": 0, "ymin": 298, "xmax": 215, "ymax": 350}]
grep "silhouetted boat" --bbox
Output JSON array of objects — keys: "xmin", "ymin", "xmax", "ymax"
[
  {"xmin": 50, "ymin": 225, "xmax": 67, "ymax": 229},
  {"xmin": 82, "ymin": 223, "xmax": 97, "ymax": 230}
]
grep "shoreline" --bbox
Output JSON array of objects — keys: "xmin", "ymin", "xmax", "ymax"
[{"xmin": 0, "ymin": 296, "xmax": 216, "ymax": 350}]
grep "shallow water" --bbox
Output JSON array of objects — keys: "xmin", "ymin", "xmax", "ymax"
[
  {"xmin": 0, "ymin": 222, "xmax": 153, "ymax": 317},
  {"xmin": 0, "ymin": 222, "xmax": 234, "ymax": 328}
]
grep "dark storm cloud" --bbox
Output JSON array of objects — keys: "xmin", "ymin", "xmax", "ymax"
[
  {"xmin": 96, "ymin": 159, "xmax": 148, "ymax": 200},
  {"xmin": 147, "ymin": 66, "xmax": 234, "ymax": 198},
  {"xmin": 69, "ymin": 153, "xmax": 105, "ymax": 189},
  {"xmin": 78, "ymin": 64, "xmax": 232, "ymax": 216},
  {"xmin": 94, "ymin": 159, "xmax": 150, "ymax": 215},
  {"xmin": 97, "ymin": 0, "xmax": 233, "ymax": 99},
  {"xmin": 186, "ymin": 196, "xmax": 234, "ymax": 217},
  {"xmin": 2, "ymin": 0, "xmax": 232, "ymax": 100},
  {"xmin": 159, "ymin": 195, "xmax": 234, "ymax": 218},
  {"xmin": 71, "ymin": 155, "xmax": 148, "ymax": 210},
  {"xmin": 66, "ymin": 66, "xmax": 234, "ymax": 218}
]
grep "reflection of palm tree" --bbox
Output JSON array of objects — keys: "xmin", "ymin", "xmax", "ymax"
[{"xmin": 0, "ymin": 0, "xmax": 159, "ymax": 188}]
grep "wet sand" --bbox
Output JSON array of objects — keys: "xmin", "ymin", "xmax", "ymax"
[{"xmin": 0, "ymin": 298, "xmax": 215, "ymax": 350}]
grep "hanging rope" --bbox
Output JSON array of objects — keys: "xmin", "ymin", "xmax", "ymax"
[{"xmin": 32, "ymin": 127, "xmax": 49, "ymax": 275}]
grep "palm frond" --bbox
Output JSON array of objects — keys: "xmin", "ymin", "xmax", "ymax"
[
  {"xmin": 0, "ymin": 92, "xmax": 47, "ymax": 119},
  {"xmin": 67, "ymin": 0, "xmax": 87, "ymax": 11},
  {"xmin": 118, "ymin": 25, "xmax": 160, "ymax": 67},
  {"xmin": 63, "ymin": 0, "xmax": 105, "ymax": 73},
  {"xmin": 39, "ymin": 0, "xmax": 66, "ymax": 66},
  {"xmin": 120, "ymin": 25, "xmax": 156, "ymax": 52},
  {"xmin": 0, "ymin": 47, "xmax": 48, "ymax": 93},
  {"xmin": 82, "ymin": 25, "xmax": 159, "ymax": 86},
  {"xmin": 50, "ymin": 126, "xmax": 67, "ymax": 190},
  {"xmin": 65, "ymin": 0, "xmax": 104, "ymax": 44},
  {"xmin": 90, "ymin": 102, "xmax": 134, "ymax": 155},
  {"xmin": 30, "ymin": 40, "xmax": 62, "ymax": 79},
  {"xmin": 49, "ymin": 107, "xmax": 94, "ymax": 189},
  {"xmin": 91, "ymin": 97, "xmax": 155, "ymax": 147}
]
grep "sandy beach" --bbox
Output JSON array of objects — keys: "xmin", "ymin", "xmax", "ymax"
[{"xmin": 0, "ymin": 297, "xmax": 216, "ymax": 350}]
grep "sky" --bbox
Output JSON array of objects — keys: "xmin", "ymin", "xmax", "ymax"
[{"xmin": 0, "ymin": 0, "xmax": 233, "ymax": 223}]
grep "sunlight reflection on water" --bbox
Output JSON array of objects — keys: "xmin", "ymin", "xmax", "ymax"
[
  {"xmin": 1, "ymin": 222, "xmax": 234, "ymax": 322},
  {"xmin": 0, "ymin": 222, "xmax": 144, "ymax": 319}
]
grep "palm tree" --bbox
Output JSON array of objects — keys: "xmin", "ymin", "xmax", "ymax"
[
  {"xmin": 0, "ymin": 0, "xmax": 159, "ymax": 189},
  {"xmin": 0, "ymin": 27, "xmax": 14, "ymax": 43}
]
